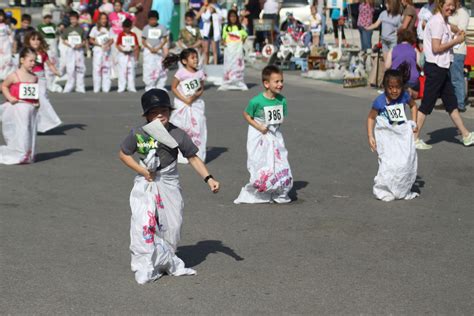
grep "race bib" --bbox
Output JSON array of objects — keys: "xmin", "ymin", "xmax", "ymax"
[
  {"xmin": 148, "ymin": 28, "xmax": 162, "ymax": 39},
  {"xmin": 19, "ymin": 83, "xmax": 39, "ymax": 100},
  {"xmin": 180, "ymin": 78, "xmax": 201, "ymax": 97},
  {"xmin": 68, "ymin": 34, "xmax": 82, "ymax": 45},
  {"xmin": 264, "ymin": 105, "xmax": 284, "ymax": 125},
  {"xmin": 41, "ymin": 26, "xmax": 55, "ymax": 34},
  {"xmin": 386, "ymin": 103, "xmax": 407, "ymax": 122},
  {"xmin": 96, "ymin": 33, "xmax": 110, "ymax": 46},
  {"xmin": 122, "ymin": 35, "xmax": 135, "ymax": 47}
]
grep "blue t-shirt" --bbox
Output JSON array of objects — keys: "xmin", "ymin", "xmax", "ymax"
[{"xmin": 372, "ymin": 91, "xmax": 410, "ymax": 123}]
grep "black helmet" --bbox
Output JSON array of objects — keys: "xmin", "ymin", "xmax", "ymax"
[{"xmin": 141, "ymin": 89, "xmax": 172, "ymax": 115}]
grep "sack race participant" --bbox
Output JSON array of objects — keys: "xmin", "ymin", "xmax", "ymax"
[
  {"xmin": 142, "ymin": 10, "xmax": 169, "ymax": 91},
  {"xmin": 89, "ymin": 13, "xmax": 114, "ymax": 93},
  {"xmin": 0, "ymin": 10, "xmax": 14, "ymax": 81},
  {"xmin": 12, "ymin": 14, "xmax": 35, "ymax": 67},
  {"xmin": 164, "ymin": 49, "xmax": 207, "ymax": 163},
  {"xmin": 218, "ymin": 10, "xmax": 248, "ymax": 91},
  {"xmin": 56, "ymin": 23, "xmax": 68, "ymax": 83},
  {"xmin": 116, "ymin": 18, "xmax": 139, "ymax": 93},
  {"xmin": 367, "ymin": 66, "xmax": 419, "ymax": 201},
  {"xmin": 0, "ymin": 48, "xmax": 40, "ymax": 165},
  {"xmin": 24, "ymin": 31, "xmax": 62, "ymax": 133},
  {"xmin": 119, "ymin": 89, "xmax": 220, "ymax": 284},
  {"xmin": 109, "ymin": 0, "xmax": 135, "ymax": 79},
  {"xmin": 62, "ymin": 11, "xmax": 86, "ymax": 93},
  {"xmin": 177, "ymin": 11, "xmax": 203, "ymax": 63},
  {"xmin": 37, "ymin": 13, "xmax": 62, "ymax": 93},
  {"xmin": 234, "ymin": 65, "xmax": 293, "ymax": 204}
]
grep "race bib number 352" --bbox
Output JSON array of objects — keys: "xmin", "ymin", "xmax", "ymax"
[
  {"xmin": 19, "ymin": 83, "xmax": 39, "ymax": 100},
  {"xmin": 386, "ymin": 103, "xmax": 407, "ymax": 122},
  {"xmin": 264, "ymin": 105, "xmax": 284, "ymax": 125}
]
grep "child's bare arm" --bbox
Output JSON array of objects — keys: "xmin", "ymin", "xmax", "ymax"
[
  {"xmin": 46, "ymin": 60, "xmax": 61, "ymax": 76},
  {"xmin": 1, "ymin": 74, "xmax": 18, "ymax": 104},
  {"xmin": 171, "ymin": 77, "xmax": 192, "ymax": 105},
  {"xmin": 119, "ymin": 150, "xmax": 154, "ymax": 181},
  {"xmin": 243, "ymin": 111, "xmax": 268, "ymax": 134},
  {"xmin": 367, "ymin": 109, "xmax": 378, "ymax": 152},
  {"xmin": 408, "ymin": 98, "xmax": 418, "ymax": 132},
  {"xmin": 188, "ymin": 155, "xmax": 220, "ymax": 193}
]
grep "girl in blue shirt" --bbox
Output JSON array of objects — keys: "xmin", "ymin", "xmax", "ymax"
[{"xmin": 366, "ymin": 64, "xmax": 420, "ymax": 201}]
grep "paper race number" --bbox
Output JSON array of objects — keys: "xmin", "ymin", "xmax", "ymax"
[
  {"xmin": 122, "ymin": 35, "xmax": 135, "ymax": 47},
  {"xmin": 96, "ymin": 33, "xmax": 110, "ymax": 46},
  {"xmin": 68, "ymin": 34, "xmax": 82, "ymax": 45},
  {"xmin": 180, "ymin": 78, "xmax": 201, "ymax": 96},
  {"xmin": 41, "ymin": 26, "xmax": 55, "ymax": 34},
  {"xmin": 264, "ymin": 105, "xmax": 284, "ymax": 125},
  {"xmin": 19, "ymin": 83, "xmax": 39, "ymax": 100},
  {"xmin": 386, "ymin": 103, "xmax": 407, "ymax": 122},
  {"xmin": 148, "ymin": 28, "xmax": 162, "ymax": 39}
]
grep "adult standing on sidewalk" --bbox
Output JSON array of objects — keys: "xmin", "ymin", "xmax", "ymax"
[
  {"xmin": 415, "ymin": 0, "xmax": 473, "ymax": 149},
  {"xmin": 128, "ymin": 0, "xmax": 153, "ymax": 30},
  {"xmin": 448, "ymin": 0, "xmax": 470, "ymax": 112},
  {"xmin": 357, "ymin": 0, "xmax": 374, "ymax": 51},
  {"xmin": 399, "ymin": 0, "xmax": 417, "ymax": 33}
]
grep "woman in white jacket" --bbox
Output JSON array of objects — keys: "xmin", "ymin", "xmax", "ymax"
[{"xmin": 196, "ymin": 0, "xmax": 223, "ymax": 64}]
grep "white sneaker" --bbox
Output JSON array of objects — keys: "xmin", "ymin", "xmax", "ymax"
[
  {"xmin": 415, "ymin": 139, "xmax": 432, "ymax": 150},
  {"xmin": 462, "ymin": 132, "xmax": 474, "ymax": 146}
]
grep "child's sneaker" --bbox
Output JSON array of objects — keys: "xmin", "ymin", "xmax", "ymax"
[
  {"xmin": 462, "ymin": 132, "xmax": 474, "ymax": 146},
  {"xmin": 415, "ymin": 139, "xmax": 432, "ymax": 150}
]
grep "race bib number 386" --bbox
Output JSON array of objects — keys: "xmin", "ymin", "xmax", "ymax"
[
  {"xmin": 19, "ymin": 83, "xmax": 39, "ymax": 100},
  {"xmin": 264, "ymin": 105, "xmax": 284, "ymax": 125},
  {"xmin": 386, "ymin": 103, "xmax": 407, "ymax": 122}
]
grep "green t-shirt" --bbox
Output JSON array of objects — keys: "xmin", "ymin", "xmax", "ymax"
[
  {"xmin": 245, "ymin": 93, "xmax": 288, "ymax": 119},
  {"xmin": 222, "ymin": 25, "xmax": 248, "ymax": 44},
  {"xmin": 37, "ymin": 23, "xmax": 57, "ymax": 39},
  {"xmin": 62, "ymin": 26, "xmax": 85, "ymax": 41}
]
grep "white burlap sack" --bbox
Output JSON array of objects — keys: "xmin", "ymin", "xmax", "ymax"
[{"xmin": 373, "ymin": 116, "xmax": 419, "ymax": 201}]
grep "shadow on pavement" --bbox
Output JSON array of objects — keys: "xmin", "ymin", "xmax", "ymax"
[
  {"xmin": 35, "ymin": 148, "xmax": 83, "ymax": 162},
  {"xmin": 39, "ymin": 124, "xmax": 87, "ymax": 136},
  {"xmin": 288, "ymin": 180, "xmax": 309, "ymax": 201},
  {"xmin": 176, "ymin": 240, "xmax": 244, "ymax": 268},
  {"xmin": 411, "ymin": 175, "xmax": 425, "ymax": 194},
  {"xmin": 206, "ymin": 146, "xmax": 228, "ymax": 164},
  {"xmin": 426, "ymin": 127, "xmax": 460, "ymax": 145}
]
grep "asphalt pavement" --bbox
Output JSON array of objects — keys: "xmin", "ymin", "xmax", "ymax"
[{"xmin": 1, "ymin": 66, "xmax": 473, "ymax": 314}]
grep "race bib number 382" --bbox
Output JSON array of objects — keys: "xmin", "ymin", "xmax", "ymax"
[
  {"xmin": 264, "ymin": 105, "xmax": 284, "ymax": 125},
  {"xmin": 386, "ymin": 103, "xmax": 407, "ymax": 122},
  {"xmin": 19, "ymin": 83, "xmax": 39, "ymax": 100}
]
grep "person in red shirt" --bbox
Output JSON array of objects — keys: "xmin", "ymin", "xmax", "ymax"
[
  {"xmin": 116, "ymin": 18, "xmax": 139, "ymax": 93},
  {"xmin": 24, "ymin": 30, "xmax": 62, "ymax": 133}
]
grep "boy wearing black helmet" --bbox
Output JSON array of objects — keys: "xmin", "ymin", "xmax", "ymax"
[{"xmin": 119, "ymin": 89, "xmax": 220, "ymax": 284}]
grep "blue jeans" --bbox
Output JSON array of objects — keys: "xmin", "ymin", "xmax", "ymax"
[
  {"xmin": 319, "ymin": 14, "xmax": 326, "ymax": 46},
  {"xmin": 358, "ymin": 27, "xmax": 372, "ymax": 51},
  {"xmin": 449, "ymin": 53, "xmax": 466, "ymax": 109}
]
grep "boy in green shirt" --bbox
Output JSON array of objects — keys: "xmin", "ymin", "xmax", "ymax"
[{"xmin": 234, "ymin": 65, "xmax": 293, "ymax": 204}]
